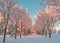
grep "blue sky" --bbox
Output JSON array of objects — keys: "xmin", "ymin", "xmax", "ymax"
[
  {"xmin": 17, "ymin": 0, "xmax": 45, "ymax": 21},
  {"xmin": 17, "ymin": 0, "xmax": 60, "ymax": 27}
]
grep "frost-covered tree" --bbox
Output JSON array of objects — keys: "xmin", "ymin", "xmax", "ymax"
[
  {"xmin": 45, "ymin": 0, "xmax": 60, "ymax": 6},
  {"xmin": 34, "ymin": 5, "xmax": 57, "ymax": 38},
  {"xmin": 10, "ymin": 6, "xmax": 32, "ymax": 38},
  {"xmin": 0, "ymin": 0, "xmax": 18, "ymax": 42}
]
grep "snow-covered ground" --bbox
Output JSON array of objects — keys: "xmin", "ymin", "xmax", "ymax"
[{"xmin": 0, "ymin": 33, "xmax": 60, "ymax": 43}]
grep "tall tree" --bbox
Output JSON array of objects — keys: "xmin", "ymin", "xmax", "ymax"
[
  {"xmin": 34, "ymin": 5, "xmax": 57, "ymax": 38},
  {"xmin": 0, "ymin": 0, "xmax": 18, "ymax": 42},
  {"xmin": 10, "ymin": 6, "xmax": 32, "ymax": 38}
]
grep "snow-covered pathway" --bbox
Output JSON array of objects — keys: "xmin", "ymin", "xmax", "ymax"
[{"xmin": 0, "ymin": 34, "xmax": 60, "ymax": 43}]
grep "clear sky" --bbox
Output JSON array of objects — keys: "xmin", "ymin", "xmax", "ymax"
[
  {"xmin": 17, "ymin": 0, "xmax": 45, "ymax": 21},
  {"xmin": 16, "ymin": 0, "xmax": 60, "ymax": 28}
]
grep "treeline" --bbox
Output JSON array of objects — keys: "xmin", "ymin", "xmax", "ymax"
[{"xmin": 0, "ymin": 0, "xmax": 60, "ymax": 43}]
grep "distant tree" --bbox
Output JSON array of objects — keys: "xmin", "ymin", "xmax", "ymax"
[{"xmin": 33, "ymin": 14, "xmax": 45, "ymax": 35}]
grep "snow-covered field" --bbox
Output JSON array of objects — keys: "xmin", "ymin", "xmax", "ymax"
[{"xmin": 0, "ymin": 33, "xmax": 60, "ymax": 43}]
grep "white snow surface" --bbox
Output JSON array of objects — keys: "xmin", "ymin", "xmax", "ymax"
[{"xmin": 0, "ymin": 33, "xmax": 60, "ymax": 43}]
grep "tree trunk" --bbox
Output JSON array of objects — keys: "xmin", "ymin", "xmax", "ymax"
[
  {"xmin": 3, "ymin": 25, "xmax": 7, "ymax": 43},
  {"xmin": 48, "ymin": 27, "xmax": 52, "ymax": 38},
  {"xmin": 45, "ymin": 30, "xmax": 47, "ymax": 37},
  {"xmin": 15, "ymin": 25, "xmax": 17, "ymax": 39},
  {"xmin": 49, "ymin": 32, "xmax": 51, "ymax": 38},
  {"xmin": 15, "ymin": 29, "xmax": 17, "ymax": 39},
  {"xmin": 43, "ymin": 29, "xmax": 44, "ymax": 35},
  {"xmin": 3, "ymin": 14, "xmax": 9, "ymax": 43},
  {"xmin": 20, "ymin": 29, "xmax": 22, "ymax": 38},
  {"xmin": 19, "ymin": 20, "xmax": 22, "ymax": 38}
]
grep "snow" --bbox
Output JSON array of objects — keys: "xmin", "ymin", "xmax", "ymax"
[{"xmin": 0, "ymin": 33, "xmax": 60, "ymax": 43}]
